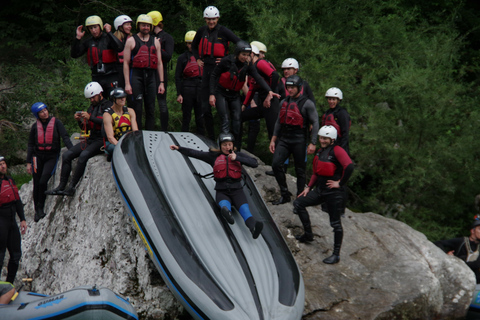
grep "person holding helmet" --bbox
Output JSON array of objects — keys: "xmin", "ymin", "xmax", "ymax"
[
  {"xmin": 435, "ymin": 215, "xmax": 480, "ymax": 283},
  {"xmin": 278, "ymin": 58, "xmax": 316, "ymax": 104},
  {"xmin": 71, "ymin": 15, "xmax": 124, "ymax": 98},
  {"xmin": 175, "ymin": 31, "xmax": 204, "ymax": 134},
  {"xmin": 113, "ymin": 15, "xmax": 133, "ymax": 90},
  {"xmin": 26, "ymin": 102, "xmax": 73, "ymax": 222},
  {"xmin": 270, "ymin": 75, "xmax": 319, "ymax": 205},
  {"xmin": 293, "ymin": 125, "xmax": 354, "ymax": 264},
  {"xmin": 192, "ymin": 6, "xmax": 241, "ymax": 140},
  {"xmin": 0, "ymin": 155, "xmax": 27, "ymax": 284},
  {"xmin": 46, "ymin": 82, "xmax": 112, "ymax": 196},
  {"xmin": 210, "ymin": 41, "xmax": 280, "ymax": 149},
  {"xmin": 321, "ymin": 87, "xmax": 351, "ymax": 154},
  {"xmin": 103, "ymin": 87, "xmax": 138, "ymax": 158},
  {"xmin": 123, "ymin": 14, "xmax": 165, "ymax": 131},
  {"xmin": 170, "ymin": 132, "xmax": 263, "ymax": 239},
  {"xmin": 148, "ymin": 10, "xmax": 174, "ymax": 131}
]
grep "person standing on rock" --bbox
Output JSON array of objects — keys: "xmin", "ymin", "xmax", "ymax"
[
  {"xmin": 435, "ymin": 217, "xmax": 480, "ymax": 283},
  {"xmin": 0, "ymin": 156, "xmax": 27, "ymax": 284},
  {"xmin": 293, "ymin": 126, "xmax": 354, "ymax": 264},
  {"xmin": 27, "ymin": 102, "xmax": 73, "ymax": 222}
]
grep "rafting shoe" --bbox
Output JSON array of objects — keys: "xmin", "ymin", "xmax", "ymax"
[
  {"xmin": 221, "ymin": 206, "xmax": 235, "ymax": 225},
  {"xmin": 45, "ymin": 186, "xmax": 65, "ymax": 195},
  {"xmin": 295, "ymin": 234, "xmax": 314, "ymax": 243},
  {"xmin": 62, "ymin": 187, "xmax": 76, "ymax": 197},
  {"xmin": 251, "ymin": 221, "xmax": 263, "ymax": 239},
  {"xmin": 323, "ymin": 254, "xmax": 340, "ymax": 264},
  {"xmin": 272, "ymin": 195, "xmax": 291, "ymax": 205},
  {"xmin": 34, "ymin": 208, "xmax": 46, "ymax": 223}
]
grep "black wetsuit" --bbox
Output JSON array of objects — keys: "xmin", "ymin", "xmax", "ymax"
[{"xmin": 435, "ymin": 237, "xmax": 480, "ymax": 283}]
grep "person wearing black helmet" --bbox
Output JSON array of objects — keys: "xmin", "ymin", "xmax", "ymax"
[
  {"xmin": 103, "ymin": 87, "xmax": 138, "ymax": 158},
  {"xmin": 270, "ymin": 75, "xmax": 319, "ymax": 205},
  {"xmin": 209, "ymin": 41, "xmax": 279, "ymax": 150},
  {"xmin": 0, "ymin": 156, "xmax": 27, "ymax": 284},
  {"xmin": 169, "ymin": 132, "xmax": 263, "ymax": 239},
  {"xmin": 435, "ymin": 216, "xmax": 480, "ymax": 283},
  {"xmin": 191, "ymin": 6, "xmax": 241, "ymax": 140},
  {"xmin": 26, "ymin": 102, "xmax": 73, "ymax": 222}
]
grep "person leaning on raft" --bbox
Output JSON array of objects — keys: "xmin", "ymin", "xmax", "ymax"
[{"xmin": 435, "ymin": 216, "xmax": 480, "ymax": 283}]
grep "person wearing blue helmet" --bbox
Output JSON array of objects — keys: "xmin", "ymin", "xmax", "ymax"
[{"xmin": 27, "ymin": 102, "xmax": 72, "ymax": 222}]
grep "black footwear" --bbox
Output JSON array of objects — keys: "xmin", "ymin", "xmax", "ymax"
[
  {"xmin": 265, "ymin": 170, "xmax": 275, "ymax": 176},
  {"xmin": 221, "ymin": 206, "xmax": 235, "ymax": 225},
  {"xmin": 45, "ymin": 186, "xmax": 65, "ymax": 195},
  {"xmin": 34, "ymin": 208, "xmax": 47, "ymax": 223},
  {"xmin": 323, "ymin": 254, "xmax": 340, "ymax": 264},
  {"xmin": 62, "ymin": 187, "xmax": 76, "ymax": 196},
  {"xmin": 272, "ymin": 196, "xmax": 291, "ymax": 205},
  {"xmin": 295, "ymin": 234, "xmax": 314, "ymax": 243},
  {"xmin": 251, "ymin": 221, "xmax": 263, "ymax": 239},
  {"xmin": 106, "ymin": 154, "xmax": 112, "ymax": 162}
]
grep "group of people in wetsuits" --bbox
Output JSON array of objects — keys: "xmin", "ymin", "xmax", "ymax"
[{"xmin": 0, "ymin": 6, "xmax": 356, "ymax": 296}]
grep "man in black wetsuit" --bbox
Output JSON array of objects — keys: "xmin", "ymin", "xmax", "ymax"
[{"xmin": 435, "ymin": 217, "xmax": 480, "ymax": 283}]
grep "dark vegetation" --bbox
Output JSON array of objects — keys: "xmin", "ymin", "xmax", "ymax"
[{"xmin": 1, "ymin": 0, "xmax": 480, "ymax": 241}]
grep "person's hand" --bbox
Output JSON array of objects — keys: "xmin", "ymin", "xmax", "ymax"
[
  {"xmin": 74, "ymin": 112, "xmax": 82, "ymax": 120},
  {"xmin": 104, "ymin": 23, "xmax": 112, "ymax": 33},
  {"xmin": 177, "ymin": 95, "xmax": 183, "ymax": 104},
  {"xmin": 170, "ymin": 145, "xmax": 179, "ymax": 150},
  {"xmin": 20, "ymin": 221, "xmax": 27, "ymax": 235},
  {"xmin": 215, "ymin": 58, "xmax": 221, "ymax": 64},
  {"xmin": 447, "ymin": 250, "xmax": 455, "ymax": 256},
  {"xmin": 250, "ymin": 100, "xmax": 257, "ymax": 108},
  {"xmin": 298, "ymin": 187, "xmax": 310, "ymax": 197},
  {"xmin": 326, "ymin": 180, "xmax": 340, "ymax": 189},
  {"xmin": 209, "ymin": 95, "xmax": 216, "ymax": 108},
  {"xmin": 228, "ymin": 151, "xmax": 236, "ymax": 161},
  {"xmin": 76, "ymin": 25, "xmax": 85, "ymax": 40},
  {"xmin": 158, "ymin": 83, "xmax": 165, "ymax": 94},
  {"xmin": 26, "ymin": 163, "xmax": 32, "ymax": 175},
  {"xmin": 269, "ymin": 140, "xmax": 276, "ymax": 154},
  {"xmin": 125, "ymin": 84, "xmax": 132, "ymax": 95},
  {"xmin": 197, "ymin": 59, "xmax": 204, "ymax": 68},
  {"xmin": 307, "ymin": 143, "xmax": 316, "ymax": 155}
]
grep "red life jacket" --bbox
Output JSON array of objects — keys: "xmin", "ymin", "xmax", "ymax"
[
  {"xmin": 213, "ymin": 154, "xmax": 242, "ymax": 180},
  {"xmin": 36, "ymin": 117, "xmax": 56, "ymax": 151},
  {"xmin": 313, "ymin": 146, "xmax": 337, "ymax": 177},
  {"xmin": 0, "ymin": 177, "xmax": 20, "ymax": 207},
  {"xmin": 131, "ymin": 34, "xmax": 158, "ymax": 69},
  {"xmin": 183, "ymin": 54, "xmax": 203, "ymax": 78},
  {"xmin": 282, "ymin": 77, "xmax": 304, "ymax": 96},
  {"xmin": 86, "ymin": 34, "xmax": 117, "ymax": 66},
  {"xmin": 199, "ymin": 26, "xmax": 229, "ymax": 59},
  {"xmin": 256, "ymin": 59, "xmax": 276, "ymax": 86},
  {"xmin": 117, "ymin": 35, "xmax": 131, "ymax": 64},
  {"xmin": 218, "ymin": 58, "xmax": 248, "ymax": 92},
  {"xmin": 279, "ymin": 96, "xmax": 307, "ymax": 128},
  {"xmin": 321, "ymin": 107, "xmax": 351, "ymax": 138}
]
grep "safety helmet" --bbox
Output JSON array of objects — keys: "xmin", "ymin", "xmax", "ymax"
[
  {"xmin": 318, "ymin": 125, "xmax": 337, "ymax": 140},
  {"xmin": 250, "ymin": 41, "xmax": 267, "ymax": 53},
  {"xmin": 84, "ymin": 82, "xmax": 103, "ymax": 99},
  {"xmin": 204, "ymin": 6, "xmax": 220, "ymax": 18},
  {"xmin": 251, "ymin": 44, "xmax": 260, "ymax": 55},
  {"xmin": 217, "ymin": 132, "xmax": 235, "ymax": 146},
  {"xmin": 281, "ymin": 58, "xmax": 299, "ymax": 70},
  {"xmin": 31, "ymin": 102, "xmax": 48, "ymax": 119},
  {"xmin": 136, "ymin": 14, "xmax": 153, "ymax": 30},
  {"xmin": 235, "ymin": 40, "xmax": 252, "ymax": 56},
  {"xmin": 285, "ymin": 75, "xmax": 303, "ymax": 88},
  {"xmin": 110, "ymin": 87, "xmax": 127, "ymax": 100},
  {"xmin": 325, "ymin": 87, "xmax": 343, "ymax": 100},
  {"xmin": 472, "ymin": 215, "xmax": 480, "ymax": 229},
  {"xmin": 185, "ymin": 31, "xmax": 196, "ymax": 42},
  {"xmin": 0, "ymin": 155, "xmax": 4, "ymax": 163},
  {"xmin": 85, "ymin": 15, "xmax": 103, "ymax": 31},
  {"xmin": 114, "ymin": 15, "xmax": 133, "ymax": 31},
  {"xmin": 147, "ymin": 11, "xmax": 163, "ymax": 26}
]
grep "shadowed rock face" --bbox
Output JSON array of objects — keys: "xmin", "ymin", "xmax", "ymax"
[{"xmin": 10, "ymin": 147, "xmax": 475, "ymax": 320}]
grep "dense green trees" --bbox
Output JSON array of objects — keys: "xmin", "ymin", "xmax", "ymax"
[{"xmin": 1, "ymin": 0, "xmax": 480, "ymax": 240}]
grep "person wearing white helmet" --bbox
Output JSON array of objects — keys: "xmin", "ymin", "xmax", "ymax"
[
  {"xmin": 191, "ymin": 6, "xmax": 241, "ymax": 140},
  {"xmin": 71, "ymin": 15, "xmax": 125, "ymax": 98},
  {"xmin": 321, "ymin": 87, "xmax": 351, "ymax": 154},
  {"xmin": 113, "ymin": 15, "xmax": 133, "ymax": 90},
  {"xmin": 293, "ymin": 125, "xmax": 354, "ymax": 265},
  {"xmin": 278, "ymin": 58, "xmax": 316, "ymax": 104},
  {"xmin": 250, "ymin": 40, "xmax": 267, "ymax": 59},
  {"xmin": 123, "ymin": 14, "xmax": 165, "ymax": 130},
  {"xmin": 148, "ymin": 11, "xmax": 174, "ymax": 131},
  {"xmin": 45, "ymin": 82, "xmax": 112, "ymax": 197},
  {"xmin": 175, "ymin": 31, "xmax": 204, "ymax": 134},
  {"xmin": 27, "ymin": 102, "xmax": 73, "ymax": 221}
]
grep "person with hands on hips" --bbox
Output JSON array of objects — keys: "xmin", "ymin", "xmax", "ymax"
[{"xmin": 293, "ymin": 126, "xmax": 354, "ymax": 265}]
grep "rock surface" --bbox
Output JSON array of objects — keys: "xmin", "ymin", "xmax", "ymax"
[{"xmin": 6, "ymin": 147, "xmax": 475, "ymax": 320}]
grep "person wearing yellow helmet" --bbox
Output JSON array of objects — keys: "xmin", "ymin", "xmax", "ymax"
[
  {"xmin": 175, "ymin": 31, "xmax": 204, "ymax": 134},
  {"xmin": 191, "ymin": 6, "xmax": 241, "ymax": 140},
  {"xmin": 123, "ymin": 14, "xmax": 165, "ymax": 130},
  {"xmin": 250, "ymin": 40, "xmax": 267, "ymax": 59},
  {"xmin": 148, "ymin": 10, "xmax": 174, "ymax": 131},
  {"xmin": 71, "ymin": 15, "xmax": 125, "ymax": 98}
]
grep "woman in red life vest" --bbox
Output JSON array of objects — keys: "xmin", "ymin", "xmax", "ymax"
[
  {"xmin": 321, "ymin": 87, "xmax": 351, "ymax": 154},
  {"xmin": 175, "ymin": 31, "xmax": 204, "ymax": 134},
  {"xmin": 0, "ymin": 156, "xmax": 27, "ymax": 284},
  {"xmin": 293, "ymin": 126, "xmax": 354, "ymax": 264},
  {"xmin": 26, "ymin": 103, "xmax": 73, "ymax": 222},
  {"xmin": 170, "ymin": 133, "xmax": 263, "ymax": 239},
  {"xmin": 113, "ymin": 15, "xmax": 133, "ymax": 91}
]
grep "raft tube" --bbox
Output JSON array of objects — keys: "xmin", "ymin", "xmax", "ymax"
[
  {"xmin": 0, "ymin": 285, "xmax": 138, "ymax": 320},
  {"xmin": 112, "ymin": 131, "xmax": 304, "ymax": 320}
]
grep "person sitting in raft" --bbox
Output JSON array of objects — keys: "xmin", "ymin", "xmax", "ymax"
[
  {"xmin": 170, "ymin": 132, "xmax": 263, "ymax": 239},
  {"xmin": 435, "ymin": 215, "xmax": 480, "ymax": 283}
]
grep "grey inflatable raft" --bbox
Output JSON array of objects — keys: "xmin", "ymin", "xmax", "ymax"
[
  {"xmin": 0, "ymin": 285, "xmax": 138, "ymax": 319},
  {"xmin": 112, "ymin": 131, "xmax": 305, "ymax": 320}
]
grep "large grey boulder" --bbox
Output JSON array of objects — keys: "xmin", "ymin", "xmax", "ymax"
[{"xmin": 9, "ymin": 148, "xmax": 474, "ymax": 320}]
